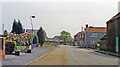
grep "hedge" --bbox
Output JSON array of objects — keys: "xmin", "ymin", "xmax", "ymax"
[
  {"xmin": 43, "ymin": 42, "xmax": 58, "ymax": 46},
  {"xmin": 5, "ymin": 40, "xmax": 16, "ymax": 54}
]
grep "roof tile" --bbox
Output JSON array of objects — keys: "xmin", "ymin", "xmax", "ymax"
[{"xmin": 86, "ymin": 27, "xmax": 106, "ymax": 32}]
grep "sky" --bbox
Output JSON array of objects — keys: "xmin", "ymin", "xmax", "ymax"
[{"xmin": 0, "ymin": 0, "xmax": 120, "ymax": 38}]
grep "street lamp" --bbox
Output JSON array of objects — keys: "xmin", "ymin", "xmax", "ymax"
[
  {"xmin": 30, "ymin": 16, "xmax": 35, "ymax": 49},
  {"xmin": 2, "ymin": 24, "xmax": 4, "ymax": 36}
]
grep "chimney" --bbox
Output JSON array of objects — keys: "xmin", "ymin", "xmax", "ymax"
[
  {"xmin": 86, "ymin": 24, "xmax": 88, "ymax": 28},
  {"xmin": 81, "ymin": 27, "xmax": 83, "ymax": 31}
]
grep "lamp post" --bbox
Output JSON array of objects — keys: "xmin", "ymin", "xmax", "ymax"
[
  {"xmin": 30, "ymin": 16, "xmax": 35, "ymax": 49},
  {"xmin": 2, "ymin": 24, "xmax": 4, "ymax": 36}
]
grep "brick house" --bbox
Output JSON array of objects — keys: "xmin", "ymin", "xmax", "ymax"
[
  {"xmin": 106, "ymin": 12, "xmax": 120, "ymax": 53},
  {"xmin": 79, "ymin": 31, "xmax": 85, "ymax": 47},
  {"xmin": 74, "ymin": 25, "xmax": 106, "ymax": 47},
  {"xmin": 74, "ymin": 34, "xmax": 77, "ymax": 46},
  {"xmin": 84, "ymin": 25, "xmax": 106, "ymax": 48},
  {"xmin": 74, "ymin": 32, "xmax": 81, "ymax": 46}
]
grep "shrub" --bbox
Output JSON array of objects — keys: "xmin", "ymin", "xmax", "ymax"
[
  {"xmin": 5, "ymin": 40, "xmax": 16, "ymax": 54},
  {"xmin": 33, "ymin": 33, "xmax": 38, "ymax": 44},
  {"xmin": 37, "ymin": 43, "xmax": 40, "ymax": 45},
  {"xmin": 28, "ymin": 35, "xmax": 32, "ymax": 45}
]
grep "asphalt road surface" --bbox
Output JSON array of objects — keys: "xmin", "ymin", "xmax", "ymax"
[
  {"xmin": 67, "ymin": 45, "xmax": 118, "ymax": 65},
  {"xmin": 29, "ymin": 45, "xmax": 119, "ymax": 65}
]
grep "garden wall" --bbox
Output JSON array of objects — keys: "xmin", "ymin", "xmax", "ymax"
[{"xmin": 0, "ymin": 37, "xmax": 5, "ymax": 60}]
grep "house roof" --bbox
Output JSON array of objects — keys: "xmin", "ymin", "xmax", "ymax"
[
  {"xmin": 54, "ymin": 36, "xmax": 59, "ymax": 38},
  {"xmin": 74, "ymin": 31, "xmax": 84, "ymax": 37},
  {"xmin": 46, "ymin": 37, "xmax": 55, "ymax": 41},
  {"xmin": 107, "ymin": 12, "xmax": 120, "ymax": 23},
  {"xmin": 74, "ymin": 32, "xmax": 81, "ymax": 36},
  {"xmin": 86, "ymin": 27, "xmax": 106, "ymax": 32}
]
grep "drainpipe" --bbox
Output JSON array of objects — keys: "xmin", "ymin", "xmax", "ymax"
[{"xmin": 115, "ymin": 20, "xmax": 119, "ymax": 53}]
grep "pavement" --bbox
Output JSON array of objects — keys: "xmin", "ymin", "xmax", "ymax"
[
  {"xmin": 94, "ymin": 50, "xmax": 120, "ymax": 57},
  {"xmin": 29, "ymin": 45, "xmax": 119, "ymax": 65},
  {"xmin": 2, "ymin": 47, "xmax": 55, "ymax": 65}
]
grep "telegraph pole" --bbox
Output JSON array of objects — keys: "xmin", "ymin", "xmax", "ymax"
[{"xmin": 2, "ymin": 24, "xmax": 4, "ymax": 36}]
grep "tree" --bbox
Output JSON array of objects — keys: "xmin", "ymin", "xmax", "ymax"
[
  {"xmin": 59, "ymin": 30, "xmax": 72, "ymax": 45},
  {"xmin": 3, "ymin": 30, "xmax": 8, "ymax": 37},
  {"xmin": 17, "ymin": 20, "xmax": 24, "ymax": 34},
  {"xmin": 33, "ymin": 33, "xmax": 38, "ymax": 44},
  {"xmin": 37, "ymin": 27, "xmax": 45, "ymax": 46},
  {"xmin": 11, "ymin": 19, "xmax": 17, "ymax": 34},
  {"xmin": 11, "ymin": 19, "xmax": 24, "ymax": 34}
]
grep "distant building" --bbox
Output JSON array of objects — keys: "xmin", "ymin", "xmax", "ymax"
[
  {"xmin": 26, "ymin": 28, "xmax": 48, "ymax": 41},
  {"xmin": 106, "ymin": 12, "xmax": 120, "ymax": 53},
  {"xmin": 74, "ymin": 32, "xmax": 80, "ymax": 46},
  {"xmin": 45, "ymin": 37, "xmax": 55, "ymax": 43},
  {"xmin": 26, "ymin": 29, "xmax": 38, "ymax": 34},
  {"xmin": 74, "ymin": 24, "xmax": 106, "ymax": 48},
  {"xmin": 54, "ymin": 36, "xmax": 60, "ymax": 43},
  {"xmin": 78, "ymin": 31, "xmax": 84, "ymax": 47},
  {"xmin": 26, "ymin": 29, "xmax": 60, "ymax": 43},
  {"xmin": 45, "ymin": 36, "xmax": 60, "ymax": 43}
]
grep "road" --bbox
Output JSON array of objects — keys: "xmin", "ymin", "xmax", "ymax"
[
  {"xmin": 29, "ymin": 45, "xmax": 118, "ymax": 65},
  {"xmin": 67, "ymin": 45, "xmax": 118, "ymax": 65}
]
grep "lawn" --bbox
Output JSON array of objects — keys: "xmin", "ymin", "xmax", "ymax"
[{"xmin": 16, "ymin": 46, "xmax": 26, "ymax": 50}]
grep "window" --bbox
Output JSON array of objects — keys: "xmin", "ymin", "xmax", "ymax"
[
  {"xmin": 91, "ymin": 33, "xmax": 98, "ymax": 37},
  {"xmin": 90, "ymin": 41, "xmax": 95, "ymax": 44},
  {"xmin": 82, "ymin": 34, "xmax": 84, "ymax": 38},
  {"xmin": 80, "ymin": 34, "xmax": 83, "ymax": 38}
]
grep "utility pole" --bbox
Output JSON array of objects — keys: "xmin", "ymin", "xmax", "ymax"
[{"xmin": 2, "ymin": 24, "xmax": 4, "ymax": 36}]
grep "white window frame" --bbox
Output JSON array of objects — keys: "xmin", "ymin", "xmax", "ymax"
[{"xmin": 91, "ymin": 33, "xmax": 98, "ymax": 37}]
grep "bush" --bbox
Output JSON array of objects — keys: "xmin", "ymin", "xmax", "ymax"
[
  {"xmin": 33, "ymin": 33, "xmax": 38, "ymax": 44},
  {"xmin": 5, "ymin": 40, "xmax": 16, "ymax": 54},
  {"xmin": 43, "ymin": 42, "xmax": 58, "ymax": 46},
  {"xmin": 37, "ymin": 43, "xmax": 40, "ymax": 45},
  {"xmin": 28, "ymin": 36, "xmax": 32, "ymax": 45}
]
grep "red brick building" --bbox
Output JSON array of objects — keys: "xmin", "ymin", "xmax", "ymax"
[
  {"xmin": 0, "ymin": 37, "xmax": 5, "ymax": 60},
  {"xmin": 74, "ymin": 32, "xmax": 81, "ymax": 46},
  {"xmin": 106, "ymin": 12, "xmax": 120, "ymax": 53}
]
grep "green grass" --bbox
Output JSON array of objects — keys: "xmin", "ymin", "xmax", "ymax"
[
  {"xmin": 43, "ymin": 42, "xmax": 58, "ymax": 45},
  {"xmin": 16, "ymin": 46, "xmax": 26, "ymax": 50}
]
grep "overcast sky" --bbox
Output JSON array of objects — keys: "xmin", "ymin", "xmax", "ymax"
[{"xmin": 0, "ymin": 0, "xmax": 119, "ymax": 37}]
